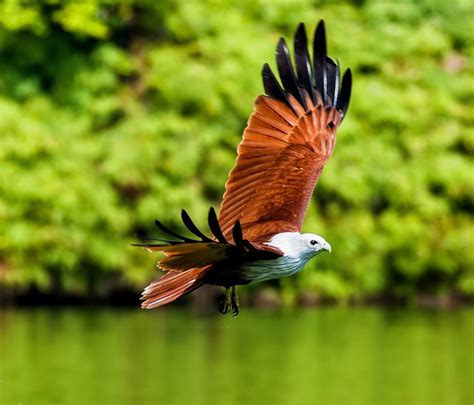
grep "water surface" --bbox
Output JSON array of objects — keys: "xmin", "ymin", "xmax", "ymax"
[{"xmin": 0, "ymin": 307, "xmax": 472, "ymax": 404}]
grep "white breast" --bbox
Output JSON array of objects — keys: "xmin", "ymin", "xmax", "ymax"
[{"xmin": 240, "ymin": 255, "xmax": 309, "ymax": 283}]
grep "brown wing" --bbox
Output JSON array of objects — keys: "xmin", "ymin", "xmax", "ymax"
[
  {"xmin": 218, "ymin": 21, "xmax": 352, "ymax": 242},
  {"xmin": 134, "ymin": 207, "xmax": 283, "ymax": 269}
]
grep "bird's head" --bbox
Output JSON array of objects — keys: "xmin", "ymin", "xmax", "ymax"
[{"xmin": 266, "ymin": 232, "xmax": 331, "ymax": 259}]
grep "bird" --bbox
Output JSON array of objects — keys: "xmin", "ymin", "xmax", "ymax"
[{"xmin": 134, "ymin": 20, "xmax": 351, "ymax": 316}]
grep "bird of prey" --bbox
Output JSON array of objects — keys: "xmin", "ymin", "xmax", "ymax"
[{"xmin": 135, "ymin": 21, "xmax": 351, "ymax": 316}]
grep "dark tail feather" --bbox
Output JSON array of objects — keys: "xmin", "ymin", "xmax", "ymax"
[{"xmin": 141, "ymin": 267, "xmax": 210, "ymax": 309}]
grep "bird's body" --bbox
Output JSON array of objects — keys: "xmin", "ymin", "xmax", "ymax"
[
  {"xmin": 240, "ymin": 254, "xmax": 310, "ymax": 284},
  {"xmin": 240, "ymin": 233, "xmax": 331, "ymax": 283},
  {"xmin": 135, "ymin": 21, "xmax": 352, "ymax": 315}
]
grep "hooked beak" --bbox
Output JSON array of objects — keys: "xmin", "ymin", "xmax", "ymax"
[{"xmin": 323, "ymin": 242, "xmax": 332, "ymax": 253}]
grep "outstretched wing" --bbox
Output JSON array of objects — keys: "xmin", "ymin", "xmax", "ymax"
[
  {"xmin": 134, "ymin": 207, "xmax": 282, "ymax": 269},
  {"xmin": 218, "ymin": 21, "xmax": 351, "ymax": 242}
]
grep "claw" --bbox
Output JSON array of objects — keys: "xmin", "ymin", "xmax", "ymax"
[
  {"xmin": 218, "ymin": 286, "xmax": 239, "ymax": 316},
  {"xmin": 218, "ymin": 300, "xmax": 230, "ymax": 314},
  {"xmin": 231, "ymin": 286, "xmax": 239, "ymax": 317},
  {"xmin": 218, "ymin": 287, "xmax": 232, "ymax": 315}
]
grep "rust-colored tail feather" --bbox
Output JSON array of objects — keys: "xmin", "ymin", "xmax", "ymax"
[{"xmin": 141, "ymin": 266, "xmax": 210, "ymax": 309}]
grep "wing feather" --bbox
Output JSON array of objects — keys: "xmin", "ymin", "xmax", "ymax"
[
  {"xmin": 246, "ymin": 126, "xmax": 290, "ymax": 140},
  {"xmin": 253, "ymin": 112, "xmax": 294, "ymax": 132},
  {"xmin": 218, "ymin": 21, "xmax": 351, "ymax": 242},
  {"xmin": 261, "ymin": 97, "xmax": 299, "ymax": 125},
  {"xmin": 294, "ymin": 23, "xmax": 314, "ymax": 104}
]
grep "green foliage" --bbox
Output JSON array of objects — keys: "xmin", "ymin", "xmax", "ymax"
[{"xmin": 0, "ymin": 0, "xmax": 472, "ymax": 301}]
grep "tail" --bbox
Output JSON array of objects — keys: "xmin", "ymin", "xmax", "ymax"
[{"xmin": 141, "ymin": 266, "xmax": 210, "ymax": 309}]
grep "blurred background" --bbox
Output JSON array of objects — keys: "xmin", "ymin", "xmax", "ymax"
[{"xmin": 0, "ymin": 1, "xmax": 473, "ymax": 404}]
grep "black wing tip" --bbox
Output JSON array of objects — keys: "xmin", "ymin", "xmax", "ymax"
[
  {"xmin": 181, "ymin": 209, "xmax": 214, "ymax": 243},
  {"xmin": 294, "ymin": 24, "xmax": 308, "ymax": 55},
  {"xmin": 276, "ymin": 37, "xmax": 307, "ymax": 109},
  {"xmin": 336, "ymin": 68, "xmax": 352, "ymax": 118},
  {"xmin": 148, "ymin": 207, "xmax": 231, "ymax": 245},
  {"xmin": 262, "ymin": 63, "xmax": 287, "ymax": 103},
  {"xmin": 232, "ymin": 220, "xmax": 244, "ymax": 247},
  {"xmin": 208, "ymin": 207, "xmax": 228, "ymax": 243},
  {"xmin": 315, "ymin": 20, "xmax": 326, "ymax": 44},
  {"xmin": 154, "ymin": 217, "xmax": 196, "ymax": 243},
  {"xmin": 261, "ymin": 20, "xmax": 352, "ymax": 119},
  {"xmin": 314, "ymin": 20, "xmax": 327, "ymax": 51},
  {"xmin": 294, "ymin": 22, "xmax": 314, "ymax": 105},
  {"xmin": 296, "ymin": 22, "xmax": 306, "ymax": 34},
  {"xmin": 154, "ymin": 219, "xmax": 166, "ymax": 230},
  {"xmin": 148, "ymin": 208, "xmax": 291, "ymax": 251},
  {"xmin": 313, "ymin": 20, "xmax": 328, "ymax": 105}
]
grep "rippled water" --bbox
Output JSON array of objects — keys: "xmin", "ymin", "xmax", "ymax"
[{"xmin": 0, "ymin": 307, "xmax": 472, "ymax": 404}]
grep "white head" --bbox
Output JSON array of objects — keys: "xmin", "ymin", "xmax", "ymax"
[{"xmin": 266, "ymin": 232, "xmax": 332, "ymax": 259}]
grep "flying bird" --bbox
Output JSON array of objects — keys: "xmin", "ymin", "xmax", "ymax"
[{"xmin": 135, "ymin": 21, "xmax": 351, "ymax": 316}]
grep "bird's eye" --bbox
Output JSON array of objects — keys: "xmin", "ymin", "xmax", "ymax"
[{"xmin": 310, "ymin": 240, "xmax": 317, "ymax": 246}]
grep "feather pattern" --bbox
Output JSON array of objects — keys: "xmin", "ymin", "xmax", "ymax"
[
  {"xmin": 294, "ymin": 23, "xmax": 314, "ymax": 105},
  {"xmin": 141, "ymin": 267, "xmax": 209, "ymax": 309},
  {"xmin": 276, "ymin": 38, "xmax": 306, "ymax": 110},
  {"xmin": 218, "ymin": 21, "xmax": 351, "ymax": 242}
]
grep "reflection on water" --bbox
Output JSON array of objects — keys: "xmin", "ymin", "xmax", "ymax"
[{"xmin": 0, "ymin": 307, "xmax": 472, "ymax": 404}]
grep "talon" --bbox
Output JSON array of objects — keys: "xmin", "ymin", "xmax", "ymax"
[
  {"xmin": 218, "ymin": 300, "xmax": 229, "ymax": 314},
  {"xmin": 218, "ymin": 287, "xmax": 232, "ymax": 315},
  {"xmin": 231, "ymin": 286, "xmax": 240, "ymax": 317}
]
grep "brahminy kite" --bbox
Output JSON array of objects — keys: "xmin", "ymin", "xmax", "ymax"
[{"xmin": 134, "ymin": 21, "xmax": 351, "ymax": 316}]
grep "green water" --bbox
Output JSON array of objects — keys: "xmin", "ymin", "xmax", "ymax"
[{"xmin": 0, "ymin": 307, "xmax": 472, "ymax": 405}]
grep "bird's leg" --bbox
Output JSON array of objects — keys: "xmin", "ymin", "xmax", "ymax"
[
  {"xmin": 230, "ymin": 286, "xmax": 239, "ymax": 317},
  {"xmin": 218, "ymin": 287, "xmax": 232, "ymax": 315}
]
